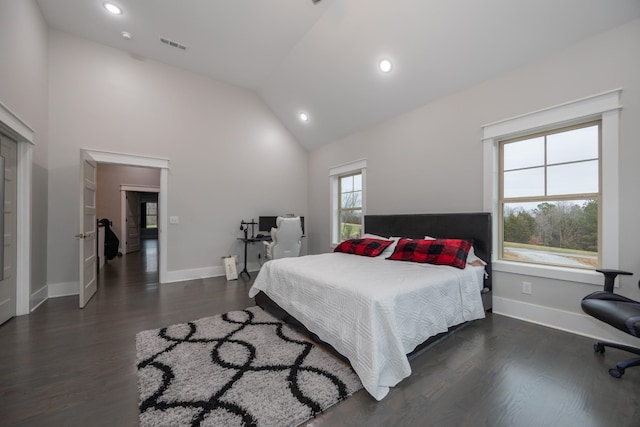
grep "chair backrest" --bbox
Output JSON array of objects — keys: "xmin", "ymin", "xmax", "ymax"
[{"xmin": 270, "ymin": 216, "xmax": 303, "ymax": 259}]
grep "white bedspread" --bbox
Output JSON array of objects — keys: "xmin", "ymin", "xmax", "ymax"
[{"xmin": 248, "ymin": 252, "xmax": 485, "ymax": 400}]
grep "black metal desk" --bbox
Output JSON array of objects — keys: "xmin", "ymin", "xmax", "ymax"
[{"xmin": 237, "ymin": 236, "xmax": 271, "ymax": 279}]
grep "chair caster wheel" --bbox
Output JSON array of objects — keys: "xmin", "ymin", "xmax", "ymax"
[
  {"xmin": 594, "ymin": 343, "xmax": 605, "ymax": 353},
  {"xmin": 609, "ymin": 367, "xmax": 624, "ymax": 378}
]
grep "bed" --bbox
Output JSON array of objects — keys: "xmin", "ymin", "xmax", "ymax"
[{"xmin": 248, "ymin": 212, "xmax": 492, "ymax": 400}]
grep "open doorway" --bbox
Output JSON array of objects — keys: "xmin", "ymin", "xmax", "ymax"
[
  {"xmin": 79, "ymin": 149, "xmax": 169, "ymax": 308},
  {"xmin": 140, "ymin": 192, "xmax": 159, "ymax": 240},
  {"xmin": 119, "ymin": 186, "xmax": 160, "ymax": 255},
  {"xmin": 97, "ymin": 165, "xmax": 160, "ymax": 275}
]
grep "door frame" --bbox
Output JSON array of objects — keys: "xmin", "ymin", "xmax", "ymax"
[
  {"xmin": 82, "ymin": 149, "xmax": 169, "ymax": 283},
  {"xmin": 0, "ymin": 101, "xmax": 34, "ymax": 316},
  {"xmin": 120, "ymin": 185, "xmax": 160, "ymax": 255}
]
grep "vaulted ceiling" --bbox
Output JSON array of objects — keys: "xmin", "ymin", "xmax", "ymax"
[{"xmin": 36, "ymin": 0, "xmax": 640, "ymax": 150}]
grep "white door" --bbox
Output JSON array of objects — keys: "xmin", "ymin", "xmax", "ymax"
[
  {"xmin": 0, "ymin": 134, "xmax": 17, "ymax": 325},
  {"xmin": 79, "ymin": 150, "xmax": 97, "ymax": 308},
  {"xmin": 125, "ymin": 191, "xmax": 141, "ymax": 253}
]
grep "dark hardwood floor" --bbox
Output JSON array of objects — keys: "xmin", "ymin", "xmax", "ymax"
[{"xmin": 1, "ymin": 239, "xmax": 638, "ymax": 426}]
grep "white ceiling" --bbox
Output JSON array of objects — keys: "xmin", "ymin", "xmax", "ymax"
[{"xmin": 36, "ymin": 0, "xmax": 640, "ymax": 150}]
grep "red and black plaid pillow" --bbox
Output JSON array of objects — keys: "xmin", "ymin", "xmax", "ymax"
[
  {"xmin": 386, "ymin": 238, "xmax": 472, "ymax": 269},
  {"xmin": 333, "ymin": 238, "xmax": 394, "ymax": 257}
]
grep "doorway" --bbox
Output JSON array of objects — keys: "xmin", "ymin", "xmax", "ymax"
[
  {"xmin": 118, "ymin": 185, "xmax": 160, "ymax": 255},
  {"xmin": 79, "ymin": 149, "xmax": 169, "ymax": 308},
  {"xmin": 0, "ymin": 102, "xmax": 34, "ymax": 319},
  {"xmin": 0, "ymin": 132, "xmax": 18, "ymax": 325}
]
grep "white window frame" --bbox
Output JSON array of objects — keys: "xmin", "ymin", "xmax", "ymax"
[
  {"xmin": 329, "ymin": 159, "xmax": 367, "ymax": 247},
  {"xmin": 482, "ymin": 89, "xmax": 621, "ymax": 285}
]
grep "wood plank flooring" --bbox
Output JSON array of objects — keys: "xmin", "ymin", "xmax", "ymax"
[{"xmin": 1, "ymin": 239, "xmax": 638, "ymax": 426}]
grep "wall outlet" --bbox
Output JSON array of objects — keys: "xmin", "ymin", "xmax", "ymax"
[
  {"xmin": 522, "ymin": 281, "xmax": 532, "ymax": 295},
  {"xmin": 169, "ymin": 216, "xmax": 179, "ymax": 224}
]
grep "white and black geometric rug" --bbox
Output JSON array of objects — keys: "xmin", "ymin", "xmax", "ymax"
[{"xmin": 136, "ymin": 306, "xmax": 362, "ymax": 426}]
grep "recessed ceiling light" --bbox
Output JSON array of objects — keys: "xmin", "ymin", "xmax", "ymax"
[
  {"xmin": 379, "ymin": 58, "xmax": 392, "ymax": 73},
  {"xmin": 121, "ymin": 31, "xmax": 132, "ymax": 40},
  {"xmin": 103, "ymin": 2, "xmax": 122, "ymax": 15},
  {"xmin": 299, "ymin": 112, "xmax": 309, "ymax": 122}
]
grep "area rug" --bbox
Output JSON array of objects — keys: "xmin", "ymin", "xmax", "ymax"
[{"xmin": 136, "ymin": 306, "xmax": 362, "ymax": 426}]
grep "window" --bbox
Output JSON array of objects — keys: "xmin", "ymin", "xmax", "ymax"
[
  {"xmin": 483, "ymin": 89, "xmax": 621, "ymax": 283},
  {"xmin": 329, "ymin": 159, "xmax": 366, "ymax": 246},
  {"xmin": 142, "ymin": 202, "xmax": 158, "ymax": 229},
  {"xmin": 499, "ymin": 122, "xmax": 601, "ymax": 269},
  {"xmin": 338, "ymin": 173, "xmax": 363, "ymax": 241}
]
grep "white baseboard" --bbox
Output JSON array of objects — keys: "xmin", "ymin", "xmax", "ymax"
[
  {"xmin": 30, "ymin": 285, "xmax": 48, "ymax": 311},
  {"xmin": 49, "ymin": 281, "xmax": 79, "ymax": 298},
  {"xmin": 163, "ymin": 266, "xmax": 225, "ymax": 283},
  {"xmin": 493, "ymin": 296, "xmax": 637, "ymax": 347},
  {"xmin": 162, "ymin": 262, "xmax": 261, "ymax": 284}
]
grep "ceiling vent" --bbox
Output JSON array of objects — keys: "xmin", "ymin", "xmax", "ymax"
[{"xmin": 160, "ymin": 37, "xmax": 187, "ymax": 51}]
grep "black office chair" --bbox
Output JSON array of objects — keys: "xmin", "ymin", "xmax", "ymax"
[{"xmin": 581, "ymin": 269, "xmax": 640, "ymax": 378}]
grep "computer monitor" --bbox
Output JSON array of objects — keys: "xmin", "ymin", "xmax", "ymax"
[
  {"xmin": 258, "ymin": 216, "xmax": 305, "ymax": 234},
  {"xmin": 258, "ymin": 216, "xmax": 277, "ymax": 233}
]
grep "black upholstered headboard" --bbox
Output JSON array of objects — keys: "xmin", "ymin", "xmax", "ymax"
[{"xmin": 364, "ymin": 212, "xmax": 492, "ymax": 290}]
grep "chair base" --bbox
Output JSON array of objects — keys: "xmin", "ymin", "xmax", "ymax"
[{"xmin": 594, "ymin": 341, "xmax": 640, "ymax": 378}]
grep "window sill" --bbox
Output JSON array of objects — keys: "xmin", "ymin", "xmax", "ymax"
[{"xmin": 492, "ymin": 260, "xmax": 606, "ymax": 286}]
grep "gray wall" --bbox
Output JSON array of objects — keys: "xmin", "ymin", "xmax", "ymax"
[
  {"xmin": 46, "ymin": 30, "xmax": 307, "ymax": 287},
  {"xmin": 307, "ymin": 19, "xmax": 640, "ymax": 343},
  {"xmin": 0, "ymin": 0, "xmax": 49, "ymax": 310},
  {"xmin": 96, "ymin": 164, "xmax": 161, "ymax": 242}
]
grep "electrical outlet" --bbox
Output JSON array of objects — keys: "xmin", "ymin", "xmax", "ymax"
[{"xmin": 522, "ymin": 281, "xmax": 532, "ymax": 295}]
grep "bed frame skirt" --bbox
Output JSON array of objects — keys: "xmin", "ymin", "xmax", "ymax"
[{"xmin": 255, "ymin": 291, "xmax": 474, "ymax": 363}]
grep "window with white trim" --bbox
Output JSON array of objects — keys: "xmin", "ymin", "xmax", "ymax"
[
  {"xmin": 329, "ymin": 159, "xmax": 366, "ymax": 246},
  {"xmin": 482, "ymin": 89, "xmax": 621, "ymax": 283},
  {"xmin": 499, "ymin": 121, "xmax": 601, "ymax": 269}
]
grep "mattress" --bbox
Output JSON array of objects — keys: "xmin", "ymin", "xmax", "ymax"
[{"xmin": 248, "ymin": 252, "xmax": 486, "ymax": 400}]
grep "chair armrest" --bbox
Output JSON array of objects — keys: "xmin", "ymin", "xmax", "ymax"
[{"xmin": 596, "ymin": 269, "xmax": 633, "ymax": 292}]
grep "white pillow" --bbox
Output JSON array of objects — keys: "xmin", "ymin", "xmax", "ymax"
[
  {"xmin": 362, "ymin": 233, "xmax": 386, "ymax": 239},
  {"xmin": 424, "ymin": 235, "xmax": 486, "ymax": 266},
  {"xmin": 466, "ymin": 246, "xmax": 486, "ymax": 265}
]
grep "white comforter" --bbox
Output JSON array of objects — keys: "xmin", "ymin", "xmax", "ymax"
[{"xmin": 248, "ymin": 252, "xmax": 485, "ymax": 400}]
